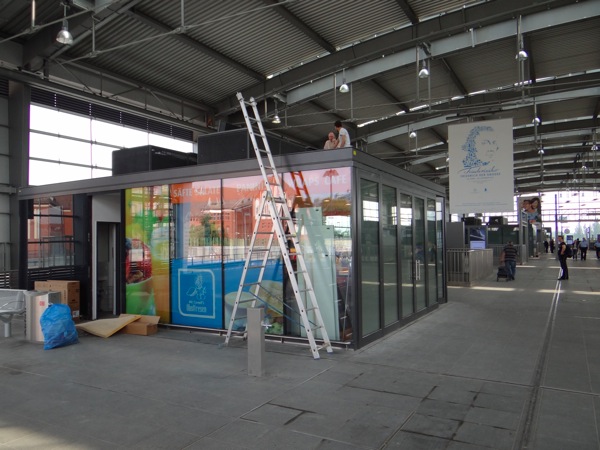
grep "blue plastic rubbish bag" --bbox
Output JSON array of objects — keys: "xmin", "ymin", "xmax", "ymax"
[{"xmin": 40, "ymin": 304, "xmax": 79, "ymax": 350}]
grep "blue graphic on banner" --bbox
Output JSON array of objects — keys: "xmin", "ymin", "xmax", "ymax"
[
  {"xmin": 170, "ymin": 257, "xmax": 283, "ymax": 329},
  {"xmin": 171, "ymin": 259, "xmax": 222, "ymax": 328}
]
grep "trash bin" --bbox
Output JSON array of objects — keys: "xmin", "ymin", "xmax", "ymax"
[{"xmin": 24, "ymin": 291, "xmax": 60, "ymax": 342}]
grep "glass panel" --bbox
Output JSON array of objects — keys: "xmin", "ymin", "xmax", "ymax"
[
  {"xmin": 222, "ymin": 175, "xmax": 284, "ymax": 335},
  {"xmin": 30, "ymin": 133, "xmax": 92, "ymax": 166},
  {"xmin": 124, "ymin": 185, "xmax": 171, "ymax": 322},
  {"xmin": 382, "ymin": 185, "xmax": 398, "ymax": 326},
  {"xmin": 360, "ymin": 179, "xmax": 380, "ymax": 336},
  {"xmin": 282, "ymin": 168, "xmax": 352, "ymax": 341},
  {"xmin": 436, "ymin": 198, "xmax": 445, "ymax": 300},
  {"xmin": 27, "ymin": 195, "xmax": 74, "ymax": 268},
  {"xmin": 169, "ymin": 180, "xmax": 223, "ymax": 328},
  {"xmin": 149, "ymin": 133, "xmax": 194, "ymax": 153},
  {"xmin": 427, "ymin": 198, "xmax": 437, "ymax": 305},
  {"xmin": 30, "ymin": 105, "xmax": 194, "ymax": 185},
  {"xmin": 414, "ymin": 197, "xmax": 427, "ymax": 312},
  {"xmin": 400, "ymin": 194, "xmax": 413, "ymax": 317},
  {"xmin": 91, "ymin": 143, "xmax": 119, "ymax": 169}
]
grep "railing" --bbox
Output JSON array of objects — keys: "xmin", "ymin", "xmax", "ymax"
[
  {"xmin": 447, "ymin": 248, "xmax": 494, "ymax": 286},
  {"xmin": 0, "ymin": 271, "xmax": 18, "ymax": 289}
]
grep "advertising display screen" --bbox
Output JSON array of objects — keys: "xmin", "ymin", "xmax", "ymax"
[{"xmin": 469, "ymin": 226, "xmax": 486, "ymax": 250}]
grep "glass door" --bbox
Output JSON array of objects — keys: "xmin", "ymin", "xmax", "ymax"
[
  {"xmin": 414, "ymin": 197, "xmax": 427, "ymax": 312},
  {"xmin": 382, "ymin": 185, "xmax": 399, "ymax": 326},
  {"xmin": 360, "ymin": 179, "xmax": 380, "ymax": 336},
  {"xmin": 426, "ymin": 198, "xmax": 437, "ymax": 306},
  {"xmin": 400, "ymin": 194, "xmax": 414, "ymax": 318}
]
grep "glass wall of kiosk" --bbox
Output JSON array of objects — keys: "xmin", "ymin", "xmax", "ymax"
[{"xmin": 20, "ymin": 147, "xmax": 447, "ymax": 349}]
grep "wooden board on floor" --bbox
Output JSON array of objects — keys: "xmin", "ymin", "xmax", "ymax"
[{"xmin": 76, "ymin": 315, "xmax": 141, "ymax": 338}]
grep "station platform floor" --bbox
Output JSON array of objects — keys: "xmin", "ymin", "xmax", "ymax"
[{"xmin": 1, "ymin": 252, "xmax": 599, "ymax": 449}]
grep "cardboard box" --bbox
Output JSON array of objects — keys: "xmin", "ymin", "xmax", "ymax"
[
  {"xmin": 35, "ymin": 281, "xmax": 81, "ymax": 321},
  {"xmin": 48, "ymin": 280, "xmax": 80, "ymax": 307},
  {"xmin": 34, "ymin": 281, "xmax": 52, "ymax": 291},
  {"xmin": 120, "ymin": 314, "xmax": 160, "ymax": 336}
]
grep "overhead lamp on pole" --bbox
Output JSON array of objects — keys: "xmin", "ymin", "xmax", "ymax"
[
  {"xmin": 416, "ymin": 42, "xmax": 431, "ymax": 109},
  {"xmin": 339, "ymin": 68, "xmax": 349, "ymax": 93},
  {"xmin": 418, "ymin": 60, "xmax": 429, "ymax": 79},
  {"xmin": 516, "ymin": 16, "xmax": 528, "ymax": 97},
  {"xmin": 272, "ymin": 98, "xmax": 281, "ymax": 124},
  {"xmin": 516, "ymin": 49, "xmax": 528, "ymax": 61},
  {"xmin": 56, "ymin": 2, "xmax": 73, "ymax": 45},
  {"xmin": 409, "ymin": 129, "xmax": 418, "ymax": 154}
]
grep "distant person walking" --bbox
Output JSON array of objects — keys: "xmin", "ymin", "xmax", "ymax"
[
  {"xmin": 595, "ymin": 238, "xmax": 600, "ymax": 259},
  {"xmin": 500, "ymin": 241, "xmax": 518, "ymax": 281},
  {"xmin": 579, "ymin": 238, "xmax": 588, "ymax": 260},
  {"xmin": 557, "ymin": 235, "xmax": 569, "ymax": 280},
  {"xmin": 543, "ymin": 240, "xmax": 549, "ymax": 253},
  {"xmin": 549, "ymin": 238, "xmax": 555, "ymax": 253},
  {"xmin": 572, "ymin": 238, "xmax": 580, "ymax": 260}
]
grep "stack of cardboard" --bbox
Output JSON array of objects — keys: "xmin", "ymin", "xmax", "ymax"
[
  {"xmin": 120, "ymin": 314, "xmax": 160, "ymax": 335},
  {"xmin": 34, "ymin": 280, "xmax": 80, "ymax": 323}
]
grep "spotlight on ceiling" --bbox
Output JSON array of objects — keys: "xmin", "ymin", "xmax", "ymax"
[
  {"xmin": 272, "ymin": 114, "xmax": 281, "ymax": 124},
  {"xmin": 538, "ymin": 148, "xmax": 545, "ymax": 155},
  {"xmin": 418, "ymin": 61, "xmax": 429, "ymax": 79},
  {"xmin": 532, "ymin": 117, "xmax": 541, "ymax": 125},
  {"xmin": 56, "ymin": 4, "xmax": 73, "ymax": 45},
  {"xmin": 409, "ymin": 130, "xmax": 417, "ymax": 139},
  {"xmin": 339, "ymin": 68, "xmax": 350, "ymax": 93},
  {"xmin": 516, "ymin": 50, "xmax": 528, "ymax": 61},
  {"xmin": 592, "ymin": 144, "xmax": 598, "ymax": 151}
]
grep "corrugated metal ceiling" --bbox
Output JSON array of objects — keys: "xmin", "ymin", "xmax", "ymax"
[{"xmin": 0, "ymin": 0, "xmax": 597, "ymax": 192}]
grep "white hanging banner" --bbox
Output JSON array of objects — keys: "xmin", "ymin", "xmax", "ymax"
[{"xmin": 448, "ymin": 119, "xmax": 514, "ymax": 214}]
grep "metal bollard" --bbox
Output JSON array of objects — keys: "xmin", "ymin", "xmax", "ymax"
[{"xmin": 247, "ymin": 307, "xmax": 265, "ymax": 377}]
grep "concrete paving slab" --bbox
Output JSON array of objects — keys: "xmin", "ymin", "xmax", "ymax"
[{"xmin": 1, "ymin": 254, "xmax": 598, "ymax": 449}]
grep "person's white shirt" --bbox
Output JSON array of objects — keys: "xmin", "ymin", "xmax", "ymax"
[{"xmin": 336, "ymin": 126, "xmax": 350, "ymax": 148}]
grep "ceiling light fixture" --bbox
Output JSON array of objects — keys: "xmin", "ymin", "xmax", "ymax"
[
  {"xmin": 56, "ymin": 3, "xmax": 73, "ymax": 45},
  {"xmin": 418, "ymin": 60, "xmax": 429, "ymax": 79},
  {"xmin": 409, "ymin": 130, "xmax": 417, "ymax": 139},
  {"xmin": 532, "ymin": 116, "xmax": 541, "ymax": 125},
  {"xmin": 516, "ymin": 49, "xmax": 528, "ymax": 61},
  {"xmin": 272, "ymin": 98, "xmax": 281, "ymax": 124},
  {"xmin": 538, "ymin": 148, "xmax": 544, "ymax": 155},
  {"xmin": 339, "ymin": 68, "xmax": 349, "ymax": 93}
]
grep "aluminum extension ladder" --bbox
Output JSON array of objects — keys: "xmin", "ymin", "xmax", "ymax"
[{"xmin": 224, "ymin": 92, "xmax": 333, "ymax": 359}]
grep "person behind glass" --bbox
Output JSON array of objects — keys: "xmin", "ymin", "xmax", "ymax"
[
  {"xmin": 557, "ymin": 235, "xmax": 569, "ymax": 280},
  {"xmin": 579, "ymin": 237, "xmax": 588, "ymax": 260},
  {"xmin": 500, "ymin": 241, "xmax": 518, "ymax": 281},
  {"xmin": 323, "ymin": 132, "xmax": 338, "ymax": 149},
  {"xmin": 334, "ymin": 120, "xmax": 350, "ymax": 148}
]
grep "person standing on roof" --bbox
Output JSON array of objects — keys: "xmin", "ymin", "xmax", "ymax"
[
  {"xmin": 323, "ymin": 132, "xmax": 338, "ymax": 149},
  {"xmin": 335, "ymin": 121, "xmax": 350, "ymax": 148}
]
